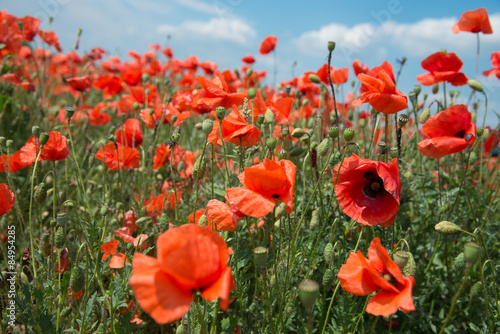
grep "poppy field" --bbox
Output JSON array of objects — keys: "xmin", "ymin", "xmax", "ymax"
[{"xmin": 1, "ymin": 6, "xmax": 500, "ymax": 334}]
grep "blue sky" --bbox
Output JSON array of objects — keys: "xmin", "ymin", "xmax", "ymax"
[{"xmin": 3, "ymin": 0, "xmax": 500, "ymax": 126}]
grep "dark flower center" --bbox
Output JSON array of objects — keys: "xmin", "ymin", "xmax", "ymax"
[
  {"xmin": 454, "ymin": 130, "xmax": 465, "ymax": 138},
  {"xmin": 362, "ymin": 171, "xmax": 387, "ymax": 199},
  {"xmin": 272, "ymin": 194, "xmax": 280, "ymax": 199},
  {"xmin": 382, "ymin": 273, "xmax": 395, "ymax": 284}
]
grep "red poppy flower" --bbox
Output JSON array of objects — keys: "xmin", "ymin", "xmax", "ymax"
[
  {"xmin": 37, "ymin": 30, "xmax": 62, "ymax": 52},
  {"xmin": 1, "ymin": 151, "xmax": 28, "ymax": 172},
  {"xmin": 338, "ymin": 237, "xmax": 415, "ymax": 316},
  {"xmin": 129, "ymin": 224, "xmax": 235, "ymax": 324},
  {"xmin": 251, "ymin": 90, "xmax": 294, "ymax": 124},
  {"xmin": 206, "ymin": 197, "xmax": 246, "ymax": 232},
  {"xmin": 226, "ymin": 158, "xmax": 296, "ymax": 218},
  {"xmin": 418, "ymin": 104, "xmax": 476, "ymax": 159},
  {"xmin": 208, "ymin": 105, "xmax": 261, "ymax": 147},
  {"xmin": 484, "ymin": 127, "xmax": 500, "ymax": 155},
  {"xmin": 121, "ymin": 66, "xmax": 142, "ymax": 86},
  {"xmin": 115, "ymin": 119, "xmax": 143, "ymax": 148},
  {"xmin": 359, "ymin": 61, "xmax": 395, "ymax": 94},
  {"xmin": 66, "ymin": 76, "xmax": 92, "ymax": 92},
  {"xmin": 162, "ymin": 47, "xmax": 173, "ymax": 58},
  {"xmin": 95, "ymin": 142, "xmax": 140, "ymax": 170},
  {"xmin": 242, "ymin": 54, "xmax": 255, "ymax": 64},
  {"xmin": 453, "ymin": 8, "xmax": 492, "ymax": 34},
  {"xmin": 88, "ymin": 103, "xmax": 112, "ymax": 127},
  {"xmin": 333, "ymin": 154, "xmax": 400, "ymax": 227},
  {"xmin": 200, "ymin": 61, "xmax": 218, "ymax": 75},
  {"xmin": 259, "ymin": 36, "xmax": 277, "ymax": 55},
  {"xmin": 19, "ymin": 131, "xmax": 70, "ymax": 164},
  {"xmin": 483, "ymin": 52, "xmax": 500, "ymax": 79},
  {"xmin": 316, "ymin": 64, "xmax": 349, "ymax": 85},
  {"xmin": 0, "ymin": 184, "xmax": 15, "ymax": 217},
  {"xmin": 416, "ymin": 52, "xmax": 468, "ymax": 86},
  {"xmin": 352, "ymin": 70, "xmax": 408, "ymax": 114},
  {"xmin": 152, "ymin": 143, "xmax": 171, "ymax": 170},
  {"xmin": 93, "ymin": 73, "xmax": 124, "ymax": 98},
  {"xmin": 193, "ymin": 71, "xmax": 247, "ymax": 111},
  {"xmin": 20, "ymin": 15, "xmax": 41, "ymax": 41},
  {"xmin": 352, "ymin": 59, "xmax": 369, "ymax": 76},
  {"xmin": 143, "ymin": 191, "xmax": 178, "ymax": 214}
]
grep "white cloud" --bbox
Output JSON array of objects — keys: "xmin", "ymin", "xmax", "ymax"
[
  {"xmin": 171, "ymin": 0, "xmax": 219, "ymax": 15},
  {"xmin": 157, "ymin": 17, "xmax": 256, "ymax": 45}
]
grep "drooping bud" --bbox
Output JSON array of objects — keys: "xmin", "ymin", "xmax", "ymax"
[
  {"xmin": 191, "ymin": 155, "xmax": 206, "ymax": 181},
  {"xmin": 35, "ymin": 182, "xmax": 47, "ymax": 206},
  {"xmin": 198, "ymin": 214, "xmax": 208, "ymax": 227},
  {"xmin": 54, "ymin": 227, "xmax": 65, "ymax": 249},
  {"xmin": 402, "ymin": 251, "xmax": 416, "ymax": 277},
  {"xmin": 253, "ymin": 246, "xmax": 268, "ymax": 269},
  {"xmin": 159, "ymin": 213, "xmax": 169, "ymax": 232},
  {"xmin": 470, "ymin": 281, "xmax": 483, "ymax": 300},
  {"xmin": 308, "ymin": 73, "xmax": 321, "ymax": 84},
  {"xmin": 274, "ymin": 202, "xmax": 287, "ymax": 220},
  {"xmin": 343, "ymin": 128, "xmax": 355, "ymax": 142},
  {"xmin": 413, "ymin": 85, "xmax": 422, "ymax": 96},
  {"xmin": 467, "ymin": 79, "xmax": 484, "ymax": 93},
  {"xmin": 309, "ymin": 208, "xmax": 319, "ymax": 231},
  {"xmin": 393, "ymin": 250, "xmax": 410, "ymax": 270},
  {"xmin": 264, "ymin": 109, "xmax": 275, "ymax": 124},
  {"xmin": 435, "ymin": 221, "xmax": 462, "ymax": 235},
  {"xmin": 464, "ymin": 242, "xmax": 480, "ymax": 265},
  {"xmin": 317, "ymin": 138, "xmax": 330, "ymax": 157},
  {"xmin": 291, "ymin": 128, "xmax": 305, "ymax": 139},
  {"xmin": 299, "ymin": 280, "xmax": 319, "ymax": 313},
  {"xmin": 453, "ymin": 253, "xmax": 465, "ymax": 272},
  {"xmin": 288, "ymin": 146, "xmax": 306, "ymax": 157},
  {"xmin": 418, "ymin": 108, "xmax": 431, "ymax": 124}
]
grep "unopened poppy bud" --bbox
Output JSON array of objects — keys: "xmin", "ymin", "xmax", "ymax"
[
  {"xmin": 390, "ymin": 147, "xmax": 398, "ymax": 159},
  {"xmin": 264, "ymin": 109, "xmax": 275, "ymax": 124},
  {"xmin": 247, "ymin": 87, "xmax": 256, "ymax": 99},
  {"xmin": 253, "ymin": 246, "xmax": 268, "ymax": 269},
  {"xmin": 159, "ymin": 213, "xmax": 169, "ymax": 232},
  {"xmin": 0, "ymin": 136, "xmax": 5, "ymax": 147},
  {"xmin": 359, "ymin": 118, "xmax": 366, "ymax": 128},
  {"xmin": 393, "ymin": 250, "xmax": 410, "ymax": 270},
  {"xmin": 323, "ymin": 242, "xmax": 333, "ymax": 264},
  {"xmin": 347, "ymin": 109, "xmax": 354, "ymax": 121},
  {"xmin": 299, "ymin": 279, "xmax": 319, "ymax": 313},
  {"xmin": 142, "ymin": 73, "xmax": 150, "ymax": 82},
  {"xmin": 470, "ymin": 281, "xmax": 483, "ymax": 300},
  {"xmin": 148, "ymin": 108, "xmax": 155, "ymax": 116},
  {"xmin": 327, "ymin": 41, "xmax": 336, "ymax": 52},
  {"xmin": 274, "ymin": 202, "xmax": 287, "ymax": 219},
  {"xmin": 418, "ymin": 108, "xmax": 431, "ymax": 124},
  {"xmin": 50, "ymin": 218, "xmax": 57, "ymax": 228},
  {"xmin": 468, "ymin": 79, "xmax": 484, "ymax": 92},
  {"xmin": 310, "ymin": 141, "xmax": 318, "ymax": 150},
  {"xmin": 215, "ymin": 106, "xmax": 226, "ymax": 120},
  {"xmin": 432, "ymin": 83, "xmax": 439, "ymax": 94},
  {"xmin": 322, "ymin": 269, "xmax": 334, "ymax": 288},
  {"xmin": 198, "ymin": 214, "xmax": 208, "ymax": 227},
  {"xmin": 246, "ymin": 67, "xmax": 253, "ymax": 77},
  {"xmin": 281, "ymin": 128, "xmax": 289, "ymax": 138},
  {"xmin": 266, "ymin": 137, "xmax": 277, "ymax": 151},
  {"xmin": 56, "ymin": 212, "xmax": 68, "ymax": 226},
  {"xmin": 435, "ymin": 221, "xmax": 462, "ymax": 235},
  {"xmin": 377, "ymin": 141, "xmax": 387, "ymax": 153},
  {"xmin": 202, "ymin": 119, "xmax": 213, "ymax": 135},
  {"xmin": 291, "ymin": 128, "xmax": 305, "ymax": 138},
  {"xmin": 476, "ymin": 127, "xmax": 484, "ymax": 138},
  {"xmin": 35, "ymin": 182, "xmax": 47, "ymax": 205},
  {"xmin": 328, "ymin": 126, "xmax": 339, "ymax": 139},
  {"xmin": 133, "ymin": 102, "xmax": 141, "ymax": 111},
  {"xmin": 317, "ymin": 138, "xmax": 330, "ymax": 157},
  {"xmin": 402, "ymin": 251, "xmax": 417, "ymax": 277},
  {"xmin": 191, "ymin": 155, "xmax": 206, "ymax": 181},
  {"xmin": 100, "ymin": 206, "xmax": 109, "ymax": 217},
  {"xmin": 54, "ymin": 227, "xmax": 65, "ymax": 249},
  {"xmin": 449, "ymin": 90, "xmax": 455, "ymax": 98},
  {"xmin": 285, "ymin": 84, "xmax": 291, "ymax": 96},
  {"xmin": 400, "ymin": 57, "xmax": 407, "ymax": 65},
  {"xmin": 308, "ymin": 73, "xmax": 321, "ymax": 84},
  {"xmin": 302, "ymin": 98, "xmax": 309, "ymax": 107},
  {"xmin": 398, "ymin": 113, "xmax": 409, "ymax": 128},
  {"xmin": 278, "ymin": 149, "xmax": 287, "ymax": 160},
  {"xmin": 32, "ymin": 126, "xmax": 40, "ymax": 136},
  {"xmin": 344, "ymin": 128, "xmax": 355, "ymax": 142},
  {"xmin": 413, "ymin": 85, "xmax": 422, "ymax": 96},
  {"xmin": 464, "ymin": 242, "xmax": 480, "ymax": 265},
  {"xmin": 453, "ymin": 252, "xmax": 465, "ymax": 271},
  {"xmin": 257, "ymin": 114, "xmax": 265, "ymax": 125},
  {"xmin": 171, "ymin": 115, "xmax": 178, "ymax": 124},
  {"xmin": 309, "ymin": 208, "xmax": 319, "ymax": 231},
  {"xmin": 171, "ymin": 132, "xmax": 180, "ymax": 143},
  {"xmin": 288, "ymin": 146, "xmax": 306, "ymax": 157},
  {"xmin": 69, "ymin": 266, "xmax": 85, "ymax": 293},
  {"xmin": 65, "ymin": 107, "xmax": 75, "ymax": 120},
  {"xmin": 195, "ymin": 122, "xmax": 202, "ymax": 130}
]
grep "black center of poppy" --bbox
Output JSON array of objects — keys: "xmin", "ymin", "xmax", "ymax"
[
  {"xmin": 454, "ymin": 130, "xmax": 465, "ymax": 138},
  {"xmin": 382, "ymin": 273, "xmax": 395, "ymax": 284},
  {"xmin": 272, "ymin": 194, "xmax": 280, "ymax": 199},
  {"xmin": 363, "ymin": 171, "xmax": 386, "ymax": 199}
]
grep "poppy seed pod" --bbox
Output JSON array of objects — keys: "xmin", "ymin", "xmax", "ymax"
[
  {"xmin": 65, "ymin": 107, "xmax": 75, "ymax": 120},
  {"xmin": 393, "ymin": 250, "xmax": 410, "ymax": 270},
  {"xmin": 285, "ymin": 84, "xmax": 291, "ymax": 96},
  {"xmin": 476, "ymin": 127, "xmax": 484, "ymax": 138},
  {"xmin": 171, "ymin": 115, "xmax": 178, "ymax": 124},
  {"xmin": 0, "ymin": 136, "xmax": 5, "ymax": 147},
  {"xmin": 202, "ymin": 119, "xmax": 213, "ymax": 135},
  {"xmin": 247, "ymin": 87, "xmax": 256, "ymax": 99},
  {"xmin": 344, "ymin": 128, "xmax": 355, "ymax": 142},
  {"xmin": 328, "ymin": 41, "xmax": 336, "ymax": 52},
  {"xmin": 464, "ymin": 242, "xmax": 480, "ymax": 265},
  {"xmin": 398, "ymin": 114, "xmax": 409, "ymax": 128},
  {"xmin": 56, "ymin": 212, "xmax": 68, "ymax": 226},
  {"xmin": 266, "ymin": 137, "xmax": 277, "ymax": 151},
  {"xmin": 390, "ymin": 147, "xmax": 399, "ymax": 159},
  {"xmin": 299, "ymin": 280, "xmax": 319, "ymax": 313},
  {"xmin": 171, "ymin": 132, "xmax": 180, "ymax": 143},
  {"xmin": 216, "ymin": 106, "xmax": 226, "ymax": 120},
  {"xmin": 32, "ymin": 126, "xmax": 40, "ymax": 136},
  {"xmin": 308, "ymin": 73, "xmax": 321, "ymax": 84},
  {"xmin": 329, "ymin": 126, "xmax": 339, "ymax": 139},
  {"xmin": 253, "ymin": 246, "xmax": 268, "ymax": 269},
  {"xmin": 278, "ymin": 149, "xmax": 288, "ymax": 160},
  {"xmin": 435, "ymin": 221, "xmax": 462, "ymax": 235}
]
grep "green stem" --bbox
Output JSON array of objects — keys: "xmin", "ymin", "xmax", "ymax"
[{"xmin": 438, "ymin": 265, "xmax": 471, "ymax": 334}]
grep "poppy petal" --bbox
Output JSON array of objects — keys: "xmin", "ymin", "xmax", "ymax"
[
  {"xmin": 200, "ymin": 266, "xmax": 235, "ymax": 310},
  {"xmin": 366, "ymin": 276, "xmax": 416, "ymax": 316},
  {"xmin": 226, "ymin": 187, "xmax": 276, "ymax": 218}
]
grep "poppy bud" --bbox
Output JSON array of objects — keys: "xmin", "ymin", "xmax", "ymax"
[
  {"xmin": 328, "ymin": 126, "xmax": 339, "ymax": 139},
  {"xmin": 171, "ymin": 115, "xmax": 178, "ymax": 124},
  {"xmin": 323, "ymin": 242, "xmax": 333, "ymax": 264},
  {"xmin": 435, "ymin": 221, "xmax": 462, "ymax": 235},
  {"xmin": 247, "ymin": 87, "xmax": 256, "ymax": 99},
  {"xmin": 142, "ymin": 73, "xmax": 150, "ymax": 83},
  {"xmin": 308, "ymin": 74, "xmax": 321, "ymax": 84},
  {"xmin": 171, "ymin": 132, "xmax": 180, "ymax": 143},
  {"xmin": 56, "ymin": 212, "xmax": 68, "ymax": 226},
  {"xmin": 35, "ymin": 182, "xmax": 47, "ymax": 205},
  {"xmin": 377, "ymin": 141, "xmax": 388, "ymax": 154},
  {"xmin": 348, "ymin": 109, "xmax": 354, "ymax": 121},
  {"xmin": 32, "ymin": 126, "xmax": 40, "ymax": 136},
  {"xmin": 159, "ymin": 213, "xmax": 169, "ymax": 232},
  {"xmin": 257, "ymin": 114, "xmax": 265, "ymax": 125},
  {"xmin": 453, "ymin": 253, "xmax": 465, "ymax": 272},
  {"xmin": 198, "ymin": 214, "xmax": 208, "ymax": 227},
  {"xmin": 216, "ymin": 106, "xmax": 226, "ymax": 120},
  {"xmin": 413, "ymin": 85, "xmax": 422, "ymax": 96},
  {"xmin": 467, "ymin": 79, "xmax": 484, "ymax": 92},
  {"xmin": 69, "ymin": 266, "xmax": 85, "ymax": 293},
  {"xmin": 291, "ymin": 128, "xmax": 305, "ymax": 139},
  {"xmin": 344, "ymin": 128, "xmax": 355, "ymax": 142},
  {"xmin": 253, "ymin": 246, "xmax": 268, "ymax": 269},
  {"xmin": 317, "ymin": 138, "xmax": 330, "ymax": 157},
  {"xmin": 402, "ymin": 251, "xmax": 416, "ymax": 277},
  {"xmin": 398, "ymin": 114, "xmax": 409, "ymax": 128},
  {"xmin": 393, "ymin": 250, "xmax": 410, "ymax": 270},
  {"xmin": 359, "ymin": 118, "xmax": 366, "ymax": 128},
  {"xmin": 65, "ymin": 107, "xmax": 75, "ymax": 120},
  {"xmin": 100, "ymin": 205, "xmax": 109, "ymax": 217},
  {"xmin": 191, "ymin": 155, "xmax": 206, "ymax": 181},
  {"xmin": 274, "ymin": 202, "xmax": 287, "ymax": 220},
  {"xmin": 0, "ymin": 136, "xmax": 5, "ymax": 147},
  {"xmin": 133, "ymin": 102, "xmax": 141, "ymax": 111},
  {"xmin": 50, "ymin": 218, "xmax": 57, "ymax": 228},
  {"xmin": 470, "ymin": 281, "xmax": 483, "ymax": 300},
  {"xmin": 54, "ymin": 227, "xmax": 65, "ymax": 249},
  {"xmin": 476, "ymin": 127, "xmax": 484, "ymax": 138},
  {"xmin": 418, "ymin": 108, "xmax": 431, "ymax": 124},
  {"xmin": 285, "ymin": 85, "xmax": 292, "ymax": 96},
  {"xmin": 148, "ymin": 108, "xmax": 155, "ymax": 116},
  {"xmin": 310, "ymin": 141, "xmax": 318, "ymax": 150},
  {"xmin": 390, "ymin": 147, "xmax": 398, "ymax": 159},
  {"xmin": 278, "ymin": 149, "xmax": 288, "ymax": 160},
  {"xmin": 202, "ymin": 119, "xmax": 213, "ymax": 135},
  {"xmin": 288, "ymin": 146, "xmax": 306, "ymax": 157},
  {"xmin": 322, "ymin": 269, "xmax": 334, "ymax": 288},
  {"xmin": 264, "ymin": 109, "xmax": 275, "ymax": 124},
  {"xmin": 309, "ymin": 208, "xmax": 319, "ymax": 231},
  {"xmin": 464, "ymin": 242, "xmax": 480, "ymax": 265},
  {"xmin": 302, "ymin": 98, "xmax": 309, "ymax": 107},
  {"xmin": 266, "ymin": 137, "xmax": 277, "ymax": 151},
  {"xmin": 329, "ymin": 151, "xmax": 341, "ymax": 166},
  {"xmin": 432, "ymin": 83, "xmax": 439, "ymax": 94},
  {"xmin": 282, "ymin": 127, "xmax": 289, "ymax": 138},
  {"xmin": 449, "ymin": 90, "xmax": 455, "ymax": 98},
  {"xmin": 195, "ymin": 122, "xmax": 202, "ymax": 130},
  {"xmin": 299, "ymin": 280, "xmax": 319, "ymax": 313},
  {"xmin": 327, "ymin": 41, "xmax": 336, "ymax": 52}
]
